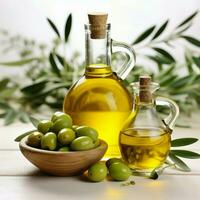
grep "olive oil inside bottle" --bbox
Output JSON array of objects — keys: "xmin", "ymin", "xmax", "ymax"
[
  {"xmin": 119, "ymin": 128, "xmax": 171, "ymax": 170},
  {"xmin": 63, "ymin": 64, "xmax": 133, "ymax": 157}
]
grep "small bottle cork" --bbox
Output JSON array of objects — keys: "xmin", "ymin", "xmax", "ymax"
[
  {"xmin": 139, "ymin": 75, "xmax": 152, "ymax": 103},
  {"xmin": 88, "ymin": 12, "xmax": 108, "ymax": 39}
]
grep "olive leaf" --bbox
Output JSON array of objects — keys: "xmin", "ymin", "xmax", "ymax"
[
  {"xmin": 24, "ymin": 82, "xmax": 70, "ymax": 99},
  {"xmin": 14, "ymin": 130, "xmax": 36, "ymax": 142},
  {"xmin": 29, "ymin": 116, "xmax": 40, "ymax": 128},
  {"xmin": 152, "ymin": 47, "xmax": 175, "ymax": 63},
  {"xmin": 4, "ymin": 109, "xmax": 17, "ymax": 125},
  {"xmin": 155, "ymin": 64, "xmax": 175, "ymax": 79},
  {"xmin": 0, "ymin": 58, "xmax": 39, "ymax": 66},
  {"xmin": 168, "ymin": 152, "xmax": 191, "ymax": 172},
  {"xmin": 176, "ymin": 11, "xmax": 198, "ymax": 29},
  {"xmin": 19, "ymin": 112, "xmax": 30, "ymax": 123},
  {"xmin": 147, "ymin": 55, "xmax": 172, "ymax": 65},
  {"xmin": 192, "ymin": 56, "xmax": 200, "ymax": 68},
  {"xmin": 132, "ymin": 25, "xmax": 156, "ymax": 45},
  {"xmin": 152, "ymin": 20, "xmax": 169, "ymax": 40},
  {"xmin": 47, "ymin": 18, "xmax": 61, "ymax": 38},
  {"xmin": 159, "ymin": 75, "xmax": 177, "ymax": 87},
  {"xmin": 55, "ymin": 54, "xmax": 65, "ymax": 66},
  {"xmin": 169, "ymin": 75, "xmax": 194, "ymax": 89},
  {"xmin": 171, "ymin": 138, "xmax": 198, "ymax": 147},
  {"xmin": 64, "ymin": 13, "xmax": 72, "ymax": 42},
  {"xmin": 49, "ymin": 53, "xmax": 61, "ymax": 77},
  {"xmin": 170, "ymin": 150, "xmax": 200, "ymax": 159},
  {"xmin": 185, "ymin": 51, "xmax": 194, "ymax": 73},
  {"xmin": 21, "ymin": 80, "xmax": 47, "ymax": 94},
  {"xmin": 176, "ymin": 23, "xmax": 193, "ymax": 35},
  {"xmin": 181, "ymin": 35, "xmax": 200, "ymax": 47}
]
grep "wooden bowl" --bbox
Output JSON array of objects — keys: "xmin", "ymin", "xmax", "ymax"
[{"xmin": 19, "ymin": 136, "xmax": 108, "ymax": 176}]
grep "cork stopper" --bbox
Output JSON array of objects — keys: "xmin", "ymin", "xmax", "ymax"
[
  {"xmin": 88, "ymin": 12, "xmax": 108, "ymax": 39},
  {"xmin": 139, "ymin": 75, "xmax": 152, "ymax": 103}
]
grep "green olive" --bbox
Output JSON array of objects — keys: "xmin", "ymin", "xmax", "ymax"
[
  {"xmin": 106, "ymin": 158, "xmax": 123, "ymax": 168},
  {"xmin": 51, "ymin": 118, "xmax": 72, "ymax": 133},
  {"xmin": 58, "ymin": 146, "xmax": 70, "ymax": 152},
  {"xmin": 109, "ymin": 162, "xmax": 131, "ymax": 181},
  {"xmin": 27, "ymin": 131, "xmax": 44, "ymax": 148},
  {"xmin": 58, "ymin": 128, "xmax": 75, "ymax": 145},
  {"xmin": 70, "ymin": 136, "xmax": 94, "ymax": 151},
  {"xmin": 51, "ymin": 111, "xmax": 64, "ymax": 122},
  {"xmin": 37, "ymin": 120, "xmax": 53, "ymax": 134},
  {"xmin": 41, "ymin": 132, "xmax": 57, "ymax": 151},
  {"xmin": 51, "ymin": 111, "xmax": 72, "ymax": 125},
  {"xmin": 76, "ymin": 126, "xmax": 98, "ymax": 142},
  {"xmin": 88, "ymin": 162, "xmax": 107, "ymax": 182}
]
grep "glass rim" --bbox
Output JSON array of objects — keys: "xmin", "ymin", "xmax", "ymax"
[
  {"xmin": 120, "ymin": 127, "xmax": 169, "ymax": 137},
  {"xmin": 130, "ymin": 82, "xmax": 160, "ymax": 91}
]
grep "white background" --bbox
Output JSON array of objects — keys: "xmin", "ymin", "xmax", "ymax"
[{"xmin": 0, "ymin": 0, "xmax": 200, "ymax": 75}]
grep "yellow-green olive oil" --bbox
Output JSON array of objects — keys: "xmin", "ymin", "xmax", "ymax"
[
  {"xmin": 119, "ymin": 128, "xmax": 171, "ymax": 170},
  {"xmin": 63, "ymin": 64, "xmax": 134, "ymax": 157}
]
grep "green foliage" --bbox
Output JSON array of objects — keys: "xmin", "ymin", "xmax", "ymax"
[
  {"xmin": 64, "ymin": 14, "xmax": 72, "ymax": 42},
  {"xmin": 132, "ymin": 25, "xmax": 156, "ymax": 44},
  {"xmin": 151, "ymin": 20, "xmax": 169, "ymax": 40},
  {"xmin": 0, "ymin": 11, "xmax": 200, "ymax": 125},
  {"xmin": 171, "ymin": 138, "xmax": 198, "ymax": 147},
  {"xmin": 47, "ymin": 18, "xmax": 61, "ymax": 38}
]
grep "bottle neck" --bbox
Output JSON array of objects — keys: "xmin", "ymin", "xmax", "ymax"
[
  {"xmin": 137, "ymin": 98, "xmax": 155, "ymax": 108},
  {"xmin": 135, "ymin": 93, "xmax": 155, "ymax": 107},
  {"xmin": 131, "ymin": 82, "xmax": 160, "ymax": 107},
  {"xmin": 85, "ymin": 24, "xmax": 112, "ymax": 76}
]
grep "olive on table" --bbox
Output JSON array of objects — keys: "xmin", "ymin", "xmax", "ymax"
[
  {"xmin": 76, "ymin": 126, "xmax": 98, "ymax": 142},
  {"xmin": 27, "ymin": 131, "xmax": 44, "ymax": 148},
  {"xmin": 109, "ymin": 162, "xmax": 131, "ymax": 181},
  {"xmin": 58, "ymin": 146, "xmax": 70, "ymax": 152},
  {"xmin": 70, "ymin": 136, "xmax": 94, "ymax": 151},
  {"xmin": 58, "ymin": 128, "xmax": 76, "ymax": 145},
  {"xmin": 106, "ymin": 158, "xmax": 123, "ymax": 168},
  {"xmin": 88, "ymin": 162, "xmax": 107, "ymax": 182},
  {"xmin": 41, "ymin": 132, "xmax": 57, "ymax": 151},
  {"xmin": 37, "ymin": 120, "xmax": 53, "ymax": 134}
]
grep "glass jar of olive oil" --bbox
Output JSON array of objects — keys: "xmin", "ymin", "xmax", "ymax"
[
  {"xmin": 63, "ymin": 13, "xmax": 136, "ymax": 157},
  {"xmin": 119, "ymin": 76, "xmax": 179, "ymax": 172}
]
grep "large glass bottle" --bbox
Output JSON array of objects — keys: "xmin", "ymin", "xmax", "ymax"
[{"xmin": 63, "ymin": 13, "xmax": 136, "ymax": 157}]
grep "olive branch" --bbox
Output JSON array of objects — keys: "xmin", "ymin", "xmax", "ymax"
[{"xmin": 0, "ymin": 11, "xmax": 200, "ymax": 125}]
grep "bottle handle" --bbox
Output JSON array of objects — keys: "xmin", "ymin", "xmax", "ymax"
[
  {"xmin": 111, "ymin": 39, "xmax": 136, "ymax": 80},
  {"xmin": 156, "ymin": 96, "xmax": 179, "ymax": 130}
]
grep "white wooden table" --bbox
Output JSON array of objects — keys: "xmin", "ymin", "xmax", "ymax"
[{"xmin": 0, "ymin": 122, "xmax": 200, "ymax": 200}]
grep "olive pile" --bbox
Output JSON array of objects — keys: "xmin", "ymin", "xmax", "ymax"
[
  {"xmin": 27, "ymin": 111, "xmax": 99, "ymax": 151},
  {"xmin": 87, "ymin": 158, "xmax": 131, "ymax": 182}
]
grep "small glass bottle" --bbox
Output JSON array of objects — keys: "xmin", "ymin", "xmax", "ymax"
[
  {"xmin": 63, "ymin": 13, "xmax": 136, "ymax": 157},
  {"xmin": 119, "ymin": 75, "xmax": 179, "ymax": 172}
]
